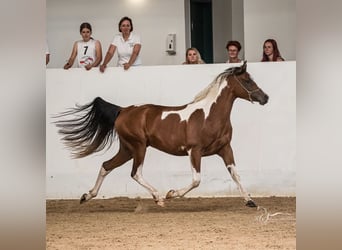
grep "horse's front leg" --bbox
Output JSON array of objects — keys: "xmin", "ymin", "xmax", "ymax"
[
  {"xmin": 218, "ymin": 144, "xmax": 257, "ymax": 207},
  {"xmin": 166, "ymin": 149, "xmax": 201, "ymax": 199}
]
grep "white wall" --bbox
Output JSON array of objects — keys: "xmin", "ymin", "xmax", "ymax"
[
  {"xmin": 244, "ymin": 0, "xmax": 296, "ymax": 62},
  {"xmin": 212, "ymin": 0, "xmax": 232, "ymax": 63},
  {"xmin": 46, "ymin": 62, "xmax": 295, "ymax": 199},
  {"xmin": 231, "ymin": 0, "xmax": 245, "ymax": 58},
  {"xmin": 46, "ymin": 0, "xmax": 186, "ymax": 68}
]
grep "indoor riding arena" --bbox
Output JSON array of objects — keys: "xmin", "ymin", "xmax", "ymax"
[
  {"xmin": 46, "ymin": 1, "xmax": 297, "ymax": 249},
  {"xmin": 46, "ymin": 62, "xmax": 296, "ymax": 249},
  {"xmin": 46, "ymin": 0, "xmax": 297, "ymax": 244}
]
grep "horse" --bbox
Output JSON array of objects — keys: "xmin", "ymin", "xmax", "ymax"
[{"xmin": 54, "ymin": 61, "xmax": 269, "ymax": 208}]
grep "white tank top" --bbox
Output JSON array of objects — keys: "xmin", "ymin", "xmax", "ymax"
[{"xmin": 76, "ymin": 39, "xmax": 97, "ymax": 68}]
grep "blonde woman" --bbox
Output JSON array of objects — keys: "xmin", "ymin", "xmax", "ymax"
[{"xmin": 183, "ymin": 47, "xmax": 205, "ymax": 64}]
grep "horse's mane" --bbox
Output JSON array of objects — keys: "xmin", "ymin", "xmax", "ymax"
[{"xmin": 192, "ymin": 66, "xmax": 241, "ymax": 103}]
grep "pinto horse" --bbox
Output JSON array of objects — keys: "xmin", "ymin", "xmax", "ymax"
[{"xmin": 54, "ymin": 61, "xmax": 268, "ymax": 207}]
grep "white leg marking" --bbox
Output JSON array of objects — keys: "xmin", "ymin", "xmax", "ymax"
[
  {"xmin": 173, "ymin": 167, "xmax": 201, "ymax": 197},
  {"xmin": 227, "ymin": 164, "xmax": 251, "ymax": 201},
  {"xmin": 133, "ymin": 165, "xmax": 163, "ymax": 206},
  {"xmin": 167, "ymin": 149, "xmax": 201, "ymax": 198},
  {"xmin": 85, "ymin": 166, "xmax": 111, "ymax": 201}
]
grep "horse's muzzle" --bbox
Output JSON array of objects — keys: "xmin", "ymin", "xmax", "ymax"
[
  {"xmin": 252, "ymin": 92, "xmax": 269, "ymax": 105},
  {"xmin": 259, "ymin": 94, "xmax": 269, "ymax": 105}
]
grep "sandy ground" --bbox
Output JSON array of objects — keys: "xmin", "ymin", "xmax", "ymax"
[{"xmin": 46, "ymin": 197, "xmax": 296, "ymax": 250}]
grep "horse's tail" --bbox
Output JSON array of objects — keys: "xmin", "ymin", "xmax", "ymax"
[{"xmin": 53, "ymin": 97, "xmax": 121, "ymax": 158}]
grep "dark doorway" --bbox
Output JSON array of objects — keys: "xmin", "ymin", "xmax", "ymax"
[{"xmin": 190, "ymin": 0, "xmax": 213, "ymax": 63}]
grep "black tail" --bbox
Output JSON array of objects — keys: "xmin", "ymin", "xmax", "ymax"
[{"xmin": 53, "ymin": 97, "xmax": 121, "ymax": 158}]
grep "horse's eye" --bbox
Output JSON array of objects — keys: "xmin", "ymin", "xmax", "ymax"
[{"xmin": 243, "ymin": 77, "xmax": 250, "ymax": 83}]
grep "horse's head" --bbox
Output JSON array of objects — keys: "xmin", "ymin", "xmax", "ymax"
[{"xmin": 229, "ymin": 61, "xmax": 269, "ymax": 105}]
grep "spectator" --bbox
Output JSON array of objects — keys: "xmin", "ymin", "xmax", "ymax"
[
  {"xmin": 182, "ymin": 47, "xmax": 205, "ymax": 64},
  {"xmin": 226, "ymin": 40, "xmax": 242, "ymax": 63},
  {"xmin": 46, "ymin": 43, "xmax": 50, "ymax": 65},
  {"xmin": 64, "ymin": 22, "xmax": 102, "ymax": 70},
  {"xmin": 100, "ymin": 16, "xmax": 142, "ymax": 72},
  {"xmin": 261, "ymin": 39, "xmax": 284, "ymax": 62}
]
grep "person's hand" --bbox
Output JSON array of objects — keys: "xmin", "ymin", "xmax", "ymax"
[
  {"xmin": 99, "ymin": 64, "xmax": 106, "ymax": 73},
  {"xmin": 63, "ymin": 62, "xmax": 71, "ymax": 70},
  {"xmin": 123, "ymin": 63, "xmax": 131, "ymax": 70},
  {"xmin": 85, "ymin": 64, "xmax": 92, "ymax": 71}
]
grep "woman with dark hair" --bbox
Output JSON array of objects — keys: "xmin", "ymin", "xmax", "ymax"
[
  {"xmin": 100, "ymin": 16, "xmax": 142, "ymax": 72},
  {"xmin": 64, "ymin": 22, "xmax": 102, "ymax": 70},
  {"xmin": 261, "ymin": 39, "xmax": 285, "ymax": 62},
  {"xmin": 226, "ymin": 40, "xmax": 242, "ymax": 63}
]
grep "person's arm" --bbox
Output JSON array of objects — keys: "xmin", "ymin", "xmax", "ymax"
[
  {"xmin": 64, "ymin": 42, "xmax": 77, "ymax": 69},
  {"xmin": 99, "ymin": 44, "xmax": 116, "ymax": 73},
  {"xmin": 123, "ymin": 44, "xmax": 141, "ymax": 70},
  {"xmin": 85, "ymin": 40, "xmax": 102, "ymax": 70}
]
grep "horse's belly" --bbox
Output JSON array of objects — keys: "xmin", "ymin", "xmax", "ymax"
[{"xmin": 149, "ymin": 141, "xmax": 189, "ymax": 156}]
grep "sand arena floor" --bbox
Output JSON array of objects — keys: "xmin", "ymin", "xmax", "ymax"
[{"xmin": 46, "ymin": 196, "xmax": 296, "ymax": 250}]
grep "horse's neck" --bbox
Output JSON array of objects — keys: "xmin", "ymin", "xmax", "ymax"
[
  {"xmin": 206, "ymin": 87, "xmax": 236, "ymax": 123},
  {"xmin": 188, "ymin": 79, "xmax": 237, "ymax": 124}
]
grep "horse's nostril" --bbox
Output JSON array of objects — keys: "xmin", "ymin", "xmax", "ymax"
[{"xmin": 259, "ymin": 94, "xmax": 269, "ymax": 105}]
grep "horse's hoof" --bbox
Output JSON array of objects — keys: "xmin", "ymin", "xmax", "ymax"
[
  {"xmin": 165, "ymin": 189, "xmax": 176, "ymax": 199},
  {"xmin": 80, "ymin": 193, "xmax": 87, "ymax": 204},
  {"xmin": 156, "ymin": 199, "xmax": 165, "ymax": 207},
  {"xmin": 245, "ymin": 200, "xmax": 257, "ymax": 207}
]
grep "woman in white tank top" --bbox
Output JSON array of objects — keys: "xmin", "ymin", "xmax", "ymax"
[{"xmin": 64, "ymin": 22, "xmax": 102, "ymax": 70}]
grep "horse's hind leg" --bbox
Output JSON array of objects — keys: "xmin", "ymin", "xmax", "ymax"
[
  {"xmin": 80, "ymin": 146, "xmax": 132, "ymax": 204},
  {"xmin": 217, "ymin": 145, "xmax": 257, "ymax": 207}
]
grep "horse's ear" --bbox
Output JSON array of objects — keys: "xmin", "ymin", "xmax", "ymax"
[{"xmin": 241, "ymin": 60, "xmax": 247, "ymax": 72}]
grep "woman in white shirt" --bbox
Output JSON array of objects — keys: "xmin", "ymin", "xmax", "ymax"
[
  {"xmin": 100, "ymin": 16, "xmax": 142, "ymax": 72},
  {"xmin": 64, "ymin": 22, "xmax": 102, "ymax": 70}
]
